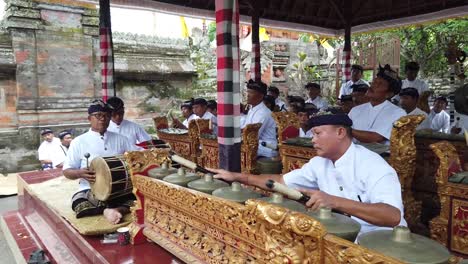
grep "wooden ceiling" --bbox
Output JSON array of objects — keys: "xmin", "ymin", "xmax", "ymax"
[{"xmin": 108, "ymin": 0, "xmax": 467, "ymax": 36}]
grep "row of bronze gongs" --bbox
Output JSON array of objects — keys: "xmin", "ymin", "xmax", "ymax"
[{"xmin": 147, "ymin": 163, "xmax": 453, "ymax": 264}]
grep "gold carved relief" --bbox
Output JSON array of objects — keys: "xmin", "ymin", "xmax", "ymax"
[
  {"xmin": 389, "ymin": 115, "xmax": 425, "ymax": 230},
  {"xmin": 429, "ymin": 141, "xmax": 462, "ymax": 248},
  {"xmin": 451, "ymin": 199, "xmax": 468, "ymax": 255},
  {"xmin": 323, "ymin": 235, "xmax": 402, "ymax": 263},
  {"xmin": 153, "ymin": 116, "xmax": 168, "ymax": 130},
  {"xmin": 124, "ymin": 149, "xmax": 170, "ymax": 243},
  {"xmin": 241, "ymin": 123, "xmax": 261, "ymax": 173},
  {"xmin": 272, "ymin": 112, "xmax": 300, "ymax": 144}
]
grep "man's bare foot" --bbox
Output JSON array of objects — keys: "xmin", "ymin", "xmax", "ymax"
[{"xmin": 103, "ymin": 208, "xmax": 122, "ymax": 225}]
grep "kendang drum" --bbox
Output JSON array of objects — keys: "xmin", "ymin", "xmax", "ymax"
[{"xmin": 90, "ymin": 155, "xmax": 133, "ymax": 201}]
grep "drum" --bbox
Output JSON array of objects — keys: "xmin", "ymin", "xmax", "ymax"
[{"xmin": 90, "ymin": 155, "xmax": 132, "ymax": 201}]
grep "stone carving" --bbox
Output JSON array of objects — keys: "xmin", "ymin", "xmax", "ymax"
[
  {"xmin": 389, "ymin": 115, "xmax": 425, "ymax": 231},
  {"xmin": 113, "ymin": 31, "xmax": 189, "ymax": 49}
]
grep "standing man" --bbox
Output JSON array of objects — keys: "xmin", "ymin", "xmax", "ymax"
[
  {"xmin": 399, "ymin": 88, "xmax": 431, "ymax": 130},
  {"xmin": 339, "ymin": 64, "xmax": 369, "ymax": 97},
  {"xmin": 242, "ymin": 79, "xmax": 278, "ymax": 158},
  {"xmin": 428, "ymin": 96, "xmax": 450, "ymax": 133},
  {"xmin": 37, "ymin": 128, "xmax": 61, "ymax": 170},
  {"xmin": 63, "ymin": 100, "xmax": 139, "ymax": 224},
  {"xmin": 348, "ymin": 65, "xmax": 406, "ymax": 144},
  {"xmin": 106, "ymin": 97, "xmax": 152, "ymax": 145},
  {"xmin": 53, "ymin": 130, "xmax": 73, "ymax": 169},
  {"xmin": 211, "ymin": 113, "xmax": 406, "ymax": 237},
  {"xmin": 305, "ymin": 83, "xmax": 329, "ymax": 111}
]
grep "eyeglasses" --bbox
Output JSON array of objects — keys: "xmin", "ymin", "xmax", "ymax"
[{"xmin": 90, "ymin": 112, "xmax": 110, "ymax": 120}]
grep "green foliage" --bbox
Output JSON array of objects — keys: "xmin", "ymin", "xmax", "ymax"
[
  {"xmin": 286, "ymin": 51, "xmax": 322, "ymax": 89},
  {"xmin": 189, "ymin": 27, "xmax": 217, "ymax": 98},
  {"xmin": 207, "ymin": 22, "xmax": 217, "ymax": 43},
  {"xmin": 350, "ymin": 18, "xmax": 467, "ymax": 77}
]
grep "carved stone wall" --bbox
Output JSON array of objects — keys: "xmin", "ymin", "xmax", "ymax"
[{"xmin": 0, "ymin": 0, "xmax": 195, "ymax": 173}]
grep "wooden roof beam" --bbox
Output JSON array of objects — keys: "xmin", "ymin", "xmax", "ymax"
[{"xmin": 328, "ymin": 0, "xmax": 346, "ymax": 25}]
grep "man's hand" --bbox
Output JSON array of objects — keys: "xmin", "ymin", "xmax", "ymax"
[
  {"xmin": 299, "ymin": 189, "xmax": 337, "ymax": 211},
  {"xmin": 77, "ymin": 169, "xmax": 96, "ymax": 182},
  {"xmin": 451, "ymin": 127, "xmax": 462, "ymax": 134},
  {"xmin": 209, "ymin": 168, "xmax": 243, "ymax": 182}
]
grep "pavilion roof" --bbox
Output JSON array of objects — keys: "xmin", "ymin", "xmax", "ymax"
[{"xmin": 108, "ymin": 0, "xmax": 467, "ymax": 36}]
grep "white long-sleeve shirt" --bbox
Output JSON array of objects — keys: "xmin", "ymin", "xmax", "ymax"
[
  {"xmin": 64, "ymin": 129, "xmax": 139, "ymax": 192},
  {"xmin": 348, "ymin": 100, "xmax": 406, "ymax": 144},
  {"xmin": 108, "ymin": 119, "xmax": 152, "ymax": 145},
  {"xmin": 407, "ymin": 107, "xmax": 431, "ymax": 130},
  {"xmin": 305, "ymin": 96, "xmax": 329, "ymax": 111},
  {"xmin": 242, "ymin": 102, "xmax": 278, "ymax": 157},
  {"xmin": 284, "ymin": 143, "xmax": 406, "ymax": 237},
  {"xmin": 339, "ymin": 79, "xmax": 370, "ymax": 97},
  {"xmin": 428, "ymin": 109, "xmax": 450, "ymax": 133}
]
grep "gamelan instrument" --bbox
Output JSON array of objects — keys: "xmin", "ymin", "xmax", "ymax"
[{"xmin": 90, "ymin": 155, "xmax": 132, "ymax": 201}]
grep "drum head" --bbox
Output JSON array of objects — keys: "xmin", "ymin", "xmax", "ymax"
[{"xmin": 90, "ymin": 157, "xmax": 112, "ymax": 201}]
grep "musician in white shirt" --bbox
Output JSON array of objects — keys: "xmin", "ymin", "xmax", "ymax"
[
  {"xmin": 339, "ymin": 64, "xmax": 370, "ymax": 97},
  {"xmin": 173, "ymin": 100, "xmax": 197, "ymax": 129},
  {"xmin": 242, "ymin": 80, "xmax": 278, "ymax": 157},
  {"xmin": 192, "ymin": 98, "xmax": 218, "ymax": 134},
  {"xmin": 268, "ymin": 86, "xmax": 286, "ymax": 111},
  {"xmin": 298, "ymin": 108, "xmax": 313, "ymax": 138},
  {"xmin": 393, "ymin": 62, "xmax": 430, "ymax": 110},
  {"xmin": 37, "ymin": 128, "xmax": 62, "ymax": 170},
  {"xmin": 63, "ymin": 100, "xmax": 139, "ymax": 224},
  {"xmin": 428, "ymin": 96, "xmax": 450, "ymax": 133},
  {"xmin": 399, "ymin": 88, "xmax": 431, "ymax": 130},
  {"xmin": 348, "ymin": 64, "xmax": 406, "ymax": 145},
  {"xmin": 106, "ymin": 97, "xmax": 152, "ymax": 145},
  {"xmin": 211, "ymin": 113, "xmax": 405, "ymax": 237},
  {"xmin": 305, "ymin": 82, "xmax": 329, "ymax": 111}
]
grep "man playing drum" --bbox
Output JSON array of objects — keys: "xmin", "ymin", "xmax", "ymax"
[{"xmin": 63, "ymin": 100, "xmax": 139, "ymax": 224}]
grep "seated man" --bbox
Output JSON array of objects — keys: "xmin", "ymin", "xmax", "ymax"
[
  {"xmin": 339, "ymin": 95, "xmax": 354, "ymax": 114},
  {"xmin": 305, "ymin": 82, "xmax": 329, "ymax": 111},
  {"xmin": 267, "ymin": 86, "xmax": 286, "ymax": 111},
  {"xmin": 348, "ymin": 64, "xmax": 406, "ymax": 144},
  {"xmin": 351, "ymin": 83, "xmax": 369, "ymax": 106},
  {"xmin": 173, "ymin": 99, "xmax": 197, "ymax": 129},
  {"xmin": 207, "ymin": 99, "xmax": 218, "ymax": 116},
  {"xmin": 38, "ymin": 128, "xmax": 62, "ymax": 170},
  {"xmin": 399, "ymin": 88, "xmax": 431, "ymax": 130},
  {"xmin": 428, "ymin": 96, "xmax": 450, "ymax": 133},
  {"xmin": 106, "ymin": 97, "xmax": 152, "ymax": 145},
  {"xmin": 54, "ymin": 130, "xmax": 73, "ymax": 169},
  {"xmin": 339, "ymin": 64, "xmax": 369, "ymax": 97},
  {"xmin": 298, "ymin": 107, "xmax": 313, "ymax": 138},
  {"xmin": 242, "ymin": 79, "xmax": 278, "ymax": 157},
  {"xmin": 63, "ymin": 100, "xmax": 139, "ymax": 224},
  {"xmin": 263, "ymin": 95, "xmax": 277, "ymax": 112},
  {"xmin": 394, "ymin": 61, "xmax": 430, "ymax": 110},
  {"xmin": 192, "ymin": 98, "xmax": 218, "ymax": 134},
  {"xmin": 211, "ymin": 113, "xmax": 405, "ymax": 237}
]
